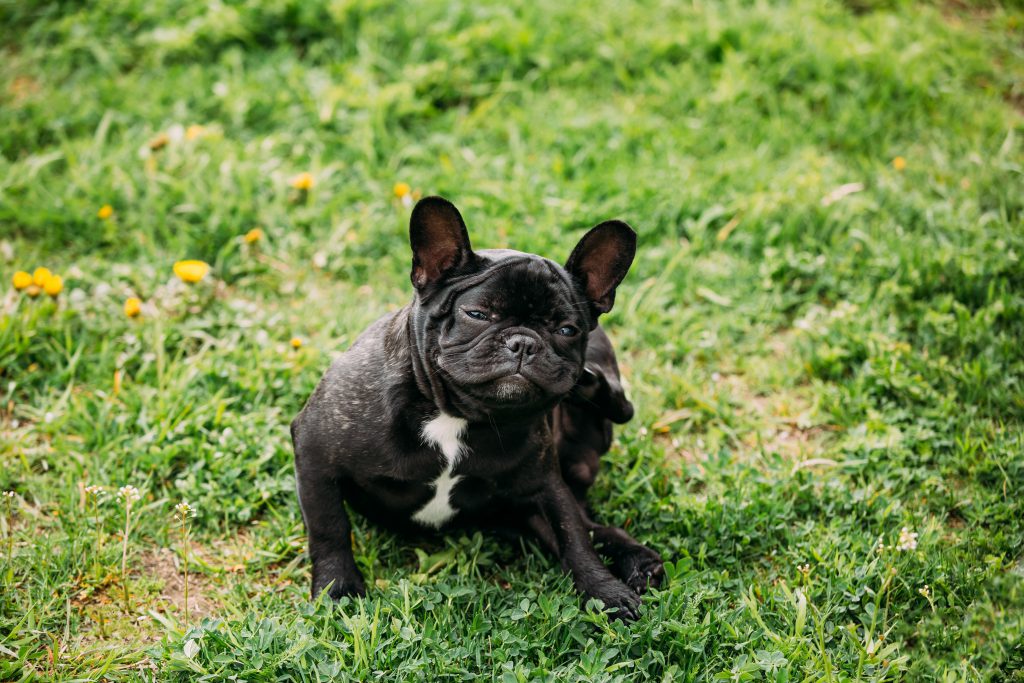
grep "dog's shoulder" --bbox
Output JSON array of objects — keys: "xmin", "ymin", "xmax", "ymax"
[{"xmin": 292, "ymin": 308, "xmax": 414, "ymax": 449}]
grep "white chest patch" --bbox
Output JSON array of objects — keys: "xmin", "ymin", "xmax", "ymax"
[{"xmin": 412, "ymin": 412, "xmax": 469, "ymax": 528}]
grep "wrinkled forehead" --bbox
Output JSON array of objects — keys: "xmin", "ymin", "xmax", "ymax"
[{"xmin": 462, "ymin": 251, "xmax": 582, "ymax": 318}]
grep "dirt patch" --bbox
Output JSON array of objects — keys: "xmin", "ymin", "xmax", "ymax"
[
  {"xmin": 765, "ymin": 328, "xmax": 802, "ymax": 361},
  {"xmin": 725, "ymin": 373, "xmax": 832, "ymax": 460},
  {"xmin": 141, "ymin": 547, "xmax": 216, "ymax": 620},
  {"xmin": 749, "ymin": 424, "xmax": 834, "ymax": 460},
  {"xmin": 7, "ymin": 75, "xmax": 40, "ymax": 103},
  {"xmin": 654, "ymin": 328, "xmax": 836, "ymax": 468},
  {"xmin": 1003, "ymin": 89, "xmax": 1024, "ymax": 117},
  {"xmin": 937, "ymin": 0, "xmax": 996, "ymax": 24}
]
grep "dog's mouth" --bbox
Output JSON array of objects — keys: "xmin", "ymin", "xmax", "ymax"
[
  {"xmin": 456, "ymin": 371, "xmax": 550, "ymax": 409},
  {"xmin": 435, "ymin": 355, "xmax": 576, "ymax": 411}
]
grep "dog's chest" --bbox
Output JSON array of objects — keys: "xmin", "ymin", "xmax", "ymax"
[{"xmin": 410, "ymin": 413, "xmax": 471, "ymax": 528}]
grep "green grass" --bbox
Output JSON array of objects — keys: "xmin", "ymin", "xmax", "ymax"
[{"xmin": 1, "ymin": 0, "xmax": 1023, "ymax": 679}]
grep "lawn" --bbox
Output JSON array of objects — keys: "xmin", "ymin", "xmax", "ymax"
[{"xmin": 1, "ymin": 0, "xmax": 1023, "ymax": 680}]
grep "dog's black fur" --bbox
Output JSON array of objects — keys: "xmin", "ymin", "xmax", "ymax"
[{"xmin": 291, "ymin": 197, "xmax": 663, "ymax": 619}]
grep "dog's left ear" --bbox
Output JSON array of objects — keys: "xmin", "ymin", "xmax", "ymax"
[{"xmin": 565, "ymin": 220, "xmax": 636, "ymax": 322}]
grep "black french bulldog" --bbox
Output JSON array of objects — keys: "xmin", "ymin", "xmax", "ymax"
[{"xmin": 291, "ymin": 196, "xmax": 663, "ymax": 620}]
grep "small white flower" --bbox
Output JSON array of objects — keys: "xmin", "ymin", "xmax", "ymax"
[
  {"xmin": 84, "ymin": 485, "xmax": 109, "ymax": 503},
  {"xmin": 896, "ymin": 527, "xmax": 918, "ymax": 552},
  {"xmin": 167, "ymin": 124, "xmax": 185, "ymax": 143},
  {"xmin": 174, "ymin": 501, "xmax": 196, "ymax": 518},
  {"xmin": 2, "ymin": 490, "xmax": 14, "ymax": 499},
  {"xmin": 118, "ymin": 485, "xmax": 141, "ymax": 504}
]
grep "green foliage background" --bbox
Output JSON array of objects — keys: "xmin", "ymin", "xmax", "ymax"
[{"xmin": 1, "ymin": 0, "xmax": 1022, "ymax": 680}]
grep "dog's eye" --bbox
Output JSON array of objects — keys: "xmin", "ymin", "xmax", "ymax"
[
  {"xmin": 556, "ymin": 325, "xmax": 579, "ymax": 337},
  {"xmin": 465, "ymin": 310, "xmax": 489, "ymax": 321}
]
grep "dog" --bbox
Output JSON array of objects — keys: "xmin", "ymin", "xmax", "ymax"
[{"xmin": 291, "ymin": 196, "xmax": 663, "ymax": 620}]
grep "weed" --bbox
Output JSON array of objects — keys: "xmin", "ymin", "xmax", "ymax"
[
  {"xmin": 117, "ymin": 485, "xmax": 142, "ymax": 613},
  {"xmin": 173, "ymin": 501, "xmax": 196, "ymax": 627}
]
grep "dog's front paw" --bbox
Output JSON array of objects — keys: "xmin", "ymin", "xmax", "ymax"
[
  {"xmin": 586, "ymin": 578, "xmax": 642, "ymax": 621},
  {"xmin": 616, "ymin": 545, "xmax": 665, "ymax": 595},
  {"xmin": 312, "ymin": 568, "xmax": 366, "ymax": 601}
]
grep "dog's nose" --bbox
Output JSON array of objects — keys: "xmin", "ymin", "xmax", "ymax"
[{"xmin": 504, "ymin": 334, "xmax": 537, "ymax": 357}]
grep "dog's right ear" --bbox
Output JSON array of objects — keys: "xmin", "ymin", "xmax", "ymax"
[{"xmin": 409, "ymin": 196, "xmax": 475, "ymax": 290}]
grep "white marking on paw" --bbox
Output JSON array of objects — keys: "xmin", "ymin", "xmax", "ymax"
[{"xmin": 412, "ymin": 412, "xmax": 469, "ymax": 528}]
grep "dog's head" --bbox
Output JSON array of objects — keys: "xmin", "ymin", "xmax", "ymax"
[{"xmin": 407, "ymin": 196, "xmax": 635, "ymax": 420}]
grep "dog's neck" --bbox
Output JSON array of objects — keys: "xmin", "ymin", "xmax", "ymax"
[{"xmin": 404, "ymin": 304, "xmax": 456, "ymax": 415}]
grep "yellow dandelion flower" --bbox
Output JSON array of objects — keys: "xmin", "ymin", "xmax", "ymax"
[
  {"xmin": 32, "ymin": 267, "xmax": 52, "ymax": 287},
  {"xmin": 43, "ymin": 274, "xmax": 63, "ymax": 297},
  {"xmin": 244, "ymin": 228, "xmax": 264, "ymax": 244},
  {"xmin": 12, "ymin": 271, "xmax": 32, "ymax": 290},
  {"xmin": 290, "ymin": 172, "xmax": 315, "ymax": 191},
  {"xmin": 173, "ymin": 260, "xmax": 210, "ymax": 284},
  {"xmin": 98, "ymin": 205, "xmax": 114, "ymax": 219},
  {"xmin": 148, "ymin": 132, "xmax": 170, "ymax": 151},
  {"xmin": 26, "ymin": 284, "xmax": 41, "ymax": 298},
  {"xmin": 892, "ymin": 156, "xmax": 907, "ymax": 171},
  {"xmin": 185, "ymin": 124, "xmax": 205, "ymax": 141},
  {"xmin": 290, "ymin": 337, "xmax": 303, "ymax": 349},
  {"xmin": 393, "ymin": 182, "xmax": 411, "ymax": 198},
  {"xmin": 124, "ymin": 297, "xmax": 142, "ymax": 318}
]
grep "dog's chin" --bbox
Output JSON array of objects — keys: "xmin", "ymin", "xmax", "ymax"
[
  {"xmin": 490, "ymin": 374, "xmax": 542, "ymax": 404},
  {"xmin": 463, "ymin": 373, "xmax": 555, "ymax": 414}
]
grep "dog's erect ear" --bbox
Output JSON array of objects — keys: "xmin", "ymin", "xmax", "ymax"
[
  {"xmin": 565, "ymin": 220, "xmax": 636, "ymax": 321},
  {"xmin": 409, "ymin": 196, "xmax": 474, "ymax": 289}
]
